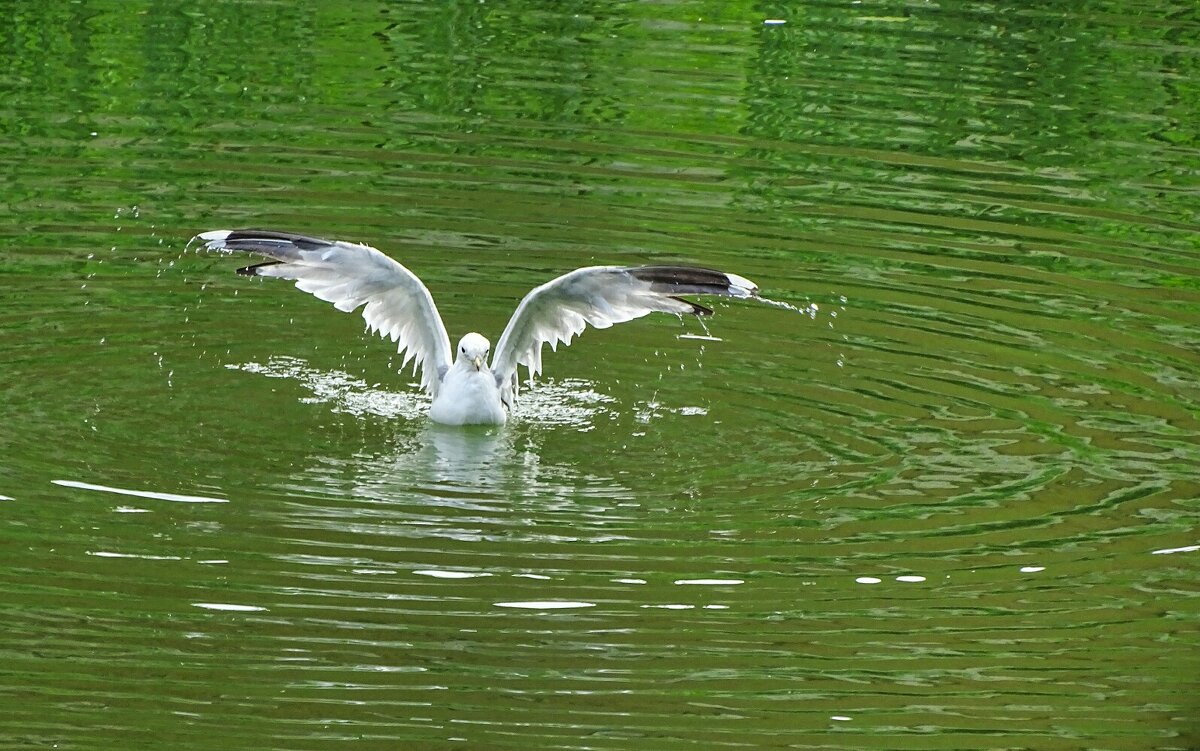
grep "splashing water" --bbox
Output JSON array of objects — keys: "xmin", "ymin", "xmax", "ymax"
[
  {"xmin": 227, "ymin": 356, "xmax": 619, "ymax": 428},
  {"xmin": 754, "ymin": 295, "xmax": 821, "ymax": 319}
]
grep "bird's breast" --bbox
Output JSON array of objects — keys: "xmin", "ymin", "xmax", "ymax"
[{"xmin": 429, "ymin": 367, "xmax": 507, "ymax": 425}]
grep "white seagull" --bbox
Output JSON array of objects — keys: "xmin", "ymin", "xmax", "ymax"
[{"xmin": 193, "ymin": 229, "xmax": 758, "ymax": 425}]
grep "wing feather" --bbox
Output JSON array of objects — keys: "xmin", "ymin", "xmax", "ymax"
[
  {"xmin": 491, "ymin": 265, "xmax": 757, "ymax": 405},
  {"xmin": 194, "ymin": 229, "xmax": 453, "ymax": 396}
]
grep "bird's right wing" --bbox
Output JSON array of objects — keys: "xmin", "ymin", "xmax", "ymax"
[{"xmin": 193, "ymin": 229, "xmax": 453, "ymax": 396}]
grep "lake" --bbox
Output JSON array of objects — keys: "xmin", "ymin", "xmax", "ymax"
[{"xmin": 2, "ymin": 1, "xmax": 1198, "ymax": 749}]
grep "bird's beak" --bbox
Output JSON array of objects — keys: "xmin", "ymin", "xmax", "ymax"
[{"xmin": 472, "ymin": 355, "xmax": 483, "ymax": 371}]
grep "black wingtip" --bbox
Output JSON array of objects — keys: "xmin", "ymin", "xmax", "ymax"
[
  {"xmin": 236, "ymin": 261, "xmax": 280, "ymax": 276},
  {"xmin": 223, "ymin": 229, "xmax": 333, "ymax": 251},
  {"xmin": 631, "ymin": 266, "xmax": 727, "ymax": 289},
  {"xmin": 628, "ymin": 265, "xmax": 757, "ymax": 299},
  {"xmin": 671, "ymin": 296, "xmax": 714, "ymax": 316}
]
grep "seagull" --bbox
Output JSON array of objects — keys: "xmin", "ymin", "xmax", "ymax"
[{"xmin": 192, "ymin": 229, "xmax": 758, "ymax": 425}]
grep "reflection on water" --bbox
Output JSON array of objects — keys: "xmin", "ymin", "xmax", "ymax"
[
  {"xmin": 1, "ymin": 0, "xmax": 1198, "ymax": 748},
  {"xmin": 192, "ymin": 602, "xmax": 268, "ymax": 613},
  {"xmin": 495, "ymin": 601, "xmax": 596, "ymax": 610},
  {"xmin": 51, "ymin": 479, "xmax": 229, "ymax": 504}
]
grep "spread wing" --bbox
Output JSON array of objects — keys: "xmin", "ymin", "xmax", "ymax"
[
  {"xmin": 491, "ymin": 265, "xmax": 757, "ymax": 405},
  {"xmin": 193, "ymin": 229, "xmax": 453, "ymax": 396}
]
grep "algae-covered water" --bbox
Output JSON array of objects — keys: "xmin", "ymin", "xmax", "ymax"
[{"xmin": 2, "ymin": 2, "xmax": 1198, "ymax": 749}]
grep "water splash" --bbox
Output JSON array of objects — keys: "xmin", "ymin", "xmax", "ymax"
[
  {"xmin": 227, "ymin": 356, "xmax": 617, "ymax": 428},
  {"xmin": 753, "ymin": 295, "xmax": 821, "ymax": 319},
  {"xmin": 228, "ymin": 356, "xmax": 429, "ymax": 420}
]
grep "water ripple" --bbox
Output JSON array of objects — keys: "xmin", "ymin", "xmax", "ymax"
[{"xmin": 0, "ymin": 1, "xmax": 1196, "ymax": 748}]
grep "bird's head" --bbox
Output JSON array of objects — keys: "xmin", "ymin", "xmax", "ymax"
[{"xmin": 456, "ymin": 332, "xmax": 491, "ymax": 371}]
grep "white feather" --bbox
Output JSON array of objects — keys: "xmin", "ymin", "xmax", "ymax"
[{"xmin": 196, "ymin": 231, "xmax": 452, "ymax": 397}]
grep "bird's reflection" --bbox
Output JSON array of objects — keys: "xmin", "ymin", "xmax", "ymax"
[
  {"xmin": 361, "ymin": 420, "xmax": 632, "ymax": 515},
  {"xmin": 419, "ymin": 423, "xmax": 510, "ymax": 488},
  {"xmin": 272, "ymin": 423, "xmax": 637, "ymax": 557}
]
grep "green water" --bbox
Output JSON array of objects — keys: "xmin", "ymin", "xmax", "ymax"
[{"xmin": 2, "ymin": 2, "xmax": 1198, "ymax": 749}]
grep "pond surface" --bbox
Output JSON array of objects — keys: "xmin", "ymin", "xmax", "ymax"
[{"xmin": 2, "ymin": 2, "xmax": 1198, "ymax": 749}]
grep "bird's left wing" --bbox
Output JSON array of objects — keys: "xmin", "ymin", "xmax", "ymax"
[
  {"xmin": 490, "ymin": 265, "xmax": 757, "ymax": 405},
  {"xmin": 193, "ymin": 229, "xmax": 453, "ymax": 396}
]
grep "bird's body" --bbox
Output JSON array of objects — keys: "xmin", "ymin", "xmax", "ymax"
[
  {"xmin": 192, "ymin": 229, "xmax": 758, "ymax": 426},
  {"xmin": 430, "ymin": 333, "xmax": 508, "ymax": 425}
]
